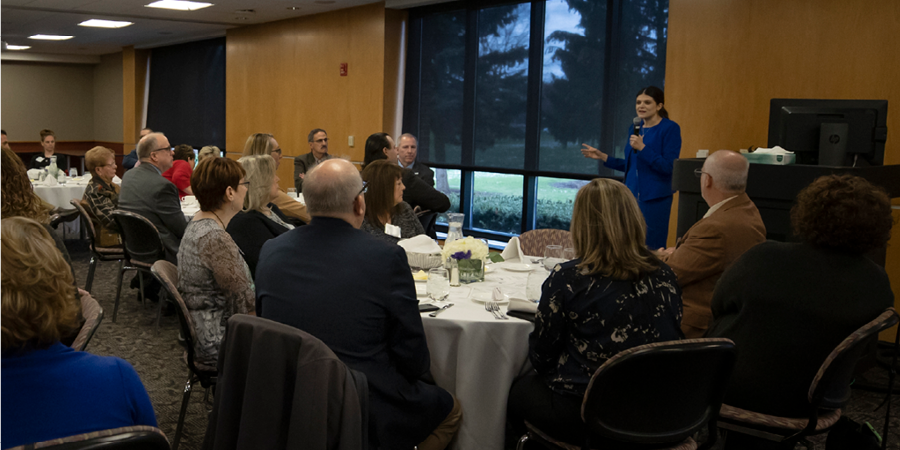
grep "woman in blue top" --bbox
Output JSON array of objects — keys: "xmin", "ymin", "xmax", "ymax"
[{"xmin": 581, "ymin": 86, "xmax": 682, "ymax": 249}]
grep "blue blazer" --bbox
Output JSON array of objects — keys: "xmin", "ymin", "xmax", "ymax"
[
  {"xmin": 604, "ymin": 118, "xmax": 682, "ymax": 202},
  {"xmin": 256, "ymin": 217, "xmax": 453, "ymax": 449}
]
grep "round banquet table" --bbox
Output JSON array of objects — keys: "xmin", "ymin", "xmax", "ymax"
[
  {"xmin": 419, "ymin": 260, "xmax": 549, "ymax": 450},
  {"xmin": 32, "ymin": 182, "xmax": 88, "ymax": 209}
]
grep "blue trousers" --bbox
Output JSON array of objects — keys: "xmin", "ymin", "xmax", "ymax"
[{"xmin": 640, "ymin": 195, "xmax": 673, "ymax": 250}]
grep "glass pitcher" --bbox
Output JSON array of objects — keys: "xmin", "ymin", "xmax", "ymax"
[{"xmin": 445, "ymin": 212, "xmax": 464, "ymax": 245}]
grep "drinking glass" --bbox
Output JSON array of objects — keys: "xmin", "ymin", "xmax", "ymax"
[
  {"xmin": 287, "ymin": 187, "xmax": 298, "ymax": 198},
  {"xmin": 543, "ymin": 245, "xmax": 564, "ymax": 271},
  {"xmin": 563, "ymin": 247, "xmax": 576, "ymax": 261},
  {"xmin": 427, "ymin": 268, "xmax": 451, "ymax": 302}
]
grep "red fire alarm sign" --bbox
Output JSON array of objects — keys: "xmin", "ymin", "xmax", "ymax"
[{"xmin": 340, "ymin": 63, "xmax": 348, "ymax": 76}]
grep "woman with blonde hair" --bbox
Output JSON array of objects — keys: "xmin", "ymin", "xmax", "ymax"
[
  {"xmin": 1, "ymin": 216, "xmax": 157, "ymax": 448},
  {"xmin": 227, "ymin": 154, "xmax": 294, "ymax": 280},
  {"xmin": 507, "ymin": 178, "xmax": 683, "ymax": 444},
  {"xmin": 82, "ymin": 146, "xmax": 121, "ymax": 247},
  {"xmin": 242, "ymin": 132, "xmax": 310, "ymax": 224},
  {"xmin": 360, "ymin": 159, "xmax": 424, "ymax": 243},
  {"xmin": 198, "ymin": 145, "xmax": 220, "ymax": 162}
]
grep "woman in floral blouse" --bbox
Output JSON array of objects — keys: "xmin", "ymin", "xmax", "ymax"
[
  {"xmin": 83, "ymin": 146, "xmax": 121, "ymax": 247},
  {"xmin": 507, "ymin": 178, "xmax": 683, "ymax": 443}
]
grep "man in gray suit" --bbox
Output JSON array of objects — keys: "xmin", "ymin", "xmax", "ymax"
[
  {"xmin": 119, "ymin": 132, "xmax": 187, "ymax": 263},
  {"xmin": 397, "ymin": 133, "xmax": 435, "ymax": 187},
  {"xmin": 293, "ymin": 128, "xmax": 333, "ymax": 193}
]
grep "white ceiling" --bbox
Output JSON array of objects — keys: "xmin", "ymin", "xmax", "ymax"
[{"xmin": 0, "ymin": 0, "xmax": 385, "ymax": 57}]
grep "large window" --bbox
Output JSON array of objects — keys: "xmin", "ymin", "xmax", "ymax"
[{"xmin": 405, "ymin": 0, "xmax": 669, "ymax": 239}]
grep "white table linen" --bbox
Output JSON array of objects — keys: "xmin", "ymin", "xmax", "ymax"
[
  {"xmin": 420, "ymin": 261, "xmax": 550, "ymax": 450},
  {"xmin": 33, "ymin": 183, "xmax": 87, "ymax": 209}
]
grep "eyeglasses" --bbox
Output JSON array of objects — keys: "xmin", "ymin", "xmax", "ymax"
[
  {"xmin": 314, "ymin": 138, "xmax": 329, "ymax": 144},
  {"xmin": 357, "ymin": 181, "xmax": 368, "ymax": 196},
  {"xmin": 693, "ymin": 168, "xmax": 709, "ymax": 178},
  {"xmin": 271, "ymin": 148, "xmax": 282, "ymax": 155},
  {"xmin": 239, "ymin": 181, "xmax": 250, "ymax": 187},
  {"xmin": 151, "ymin": 147, "xmax": 172, "ymax": 154}
]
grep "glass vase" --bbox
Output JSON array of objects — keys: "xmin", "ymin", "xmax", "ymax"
[{"xmin": 456, "ymin": 258, "xmax": 484, "ymax": 284}]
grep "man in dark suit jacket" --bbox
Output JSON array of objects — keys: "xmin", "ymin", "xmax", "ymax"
[
  {"xmin": 398, "ymin": 133, "xmax": 435, "ymax": 187},
  {"xmin": 257, "ymin": 159, "xmax": 461, "ymax": 450},
  {"xmin": 118, "ymin": 132, "xmax": 186, "ymax": 263},
  {"xmin": 293, "ymin": 128, "xmax": 333, "ymax": 193},
  {"xmin": 658, "ymin": 150, "xmax": 766, "ymax": 338}
]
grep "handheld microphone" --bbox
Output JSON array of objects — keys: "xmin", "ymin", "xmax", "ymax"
[{"xmin": 632, "ymin": 117, "xmax": 642, "ymax": 153}]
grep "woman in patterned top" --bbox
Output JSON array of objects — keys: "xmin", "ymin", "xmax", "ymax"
[
  {"xmin": 227, "ymin": 155, "xmax": 294, "ymax": 286},
  {"xmin": 177, "ymin": 157, "xmax": 255, "ymax": 367},
  {"xmin": 82, "ymin": 146, "xmax": 121, "ymax": 247},
  {"xmin": 360, "ymin": 159, "xmax": 425, "ymax": 244},
  {"xmin": 507, "ymin": 178, "xmax": 683, "ymax": 443}
]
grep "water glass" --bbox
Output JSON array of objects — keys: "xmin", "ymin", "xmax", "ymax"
[
  {"xmin": 427, "ymin": 268, "xmax": 451, "ymax": 302},
  {"xmin": 563, "ymin": 247, "xmax": 576, "ymax": 261},
  {"xmin": 543, "ymin": 245, "xmax": 564, "ymax": 271}
]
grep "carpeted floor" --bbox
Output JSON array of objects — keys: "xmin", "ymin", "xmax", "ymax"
[{"xmin": 62, "ymin": 238, "xmax": 900, "ymax": 450}]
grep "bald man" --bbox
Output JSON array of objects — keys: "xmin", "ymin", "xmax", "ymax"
[
  {"xmin": 256, "ymin": 159, "xmax": 461, "ymax": 450},
  {"xmin": 658, "ymin": 150, "xmax": 766, "ymax": 337}
]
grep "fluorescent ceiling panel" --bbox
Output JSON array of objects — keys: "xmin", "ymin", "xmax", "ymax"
[
  {"xmin": 79, "ymin": 19, "xmax": 134, "ymax": 28},
  {"xmin": 145, "ymin": 0, "xmax": 213, "ymax": 11},
  {"xmin": 28, "ymin": 34, "xmax": 74, "ymax": 40}
]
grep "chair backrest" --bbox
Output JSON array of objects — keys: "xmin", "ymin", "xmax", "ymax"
[
  {"xmin": 150, "ymin": 261, "xmax": 207, "ymax": 375},
  {"xmin": 70, "ymin": 199, "xmax": 104, "ymax": 252},
  {"xmin": 50, "ymin": 208, "xmax": 80, "ymax": 229},
  {"xmin": 9, "ymin": 425, "xmax": 169, "ymax": 450},
  {"xmin": 70, "ymin": 292, "xmax": 104, "ymax": 352},
  {"xmin": 809, "ymin": 307, "xmax": 900, "ymax": 409},
  {"xmin": 582, "ymin": 338, "xmax": 736, "ymax": 444},
  {"xmin": 112, "ymin": 210, "xmax": 166, "ymax": 265},
  {"xmin": 518, "ymin": 228, "xmax": 573, "ymax": 257}
]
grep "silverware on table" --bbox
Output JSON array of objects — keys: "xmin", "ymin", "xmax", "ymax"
[
  {"xmin": 490, "ymin": 301, "xmax": 509, "ymax": 320},
  {"xmin": 485, "ymin": 301, "xmax": 502, "ymax": 319},
  {"xmin": 429, "ymin": 303, "xmax": 454, "ymax": 317}
]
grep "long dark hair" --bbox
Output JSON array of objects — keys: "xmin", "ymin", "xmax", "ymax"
[
  {"xmin": 637, "ymin": 86, "xmax": 668, "ymax": 119},
  {"xmin": 361, "ymin": 159, "xmax": 404, "ymax": 231},
  {"xmin": 363, "ymin": 132, "xmax": 392, "ymax": 167}
]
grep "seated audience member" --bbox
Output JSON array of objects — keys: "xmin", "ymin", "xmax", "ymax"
[
  {"xmin": 707, "ymin": 174, "xmax": 894, "ymax": 420},
  {"xmin": 398, "ymin": 133, "xmax": 435, "ymax": 186},
  {"xmin": 257, "ymin": 159, "xmax": 461, "ymax": 450},
  {"xmin": 122, "ymin": 127, "xmax": 153, "ymax": 170},
  {"xmin": 657, "ymin": 150, "xmax": 765, "ymax": 337},
  {"xmin": 363, "ymin": 132, "xmax": 450, "ymax": 214},
  {"xmin": 293, "ymin": 128, "xmax": 334, "ymax": 193},
  {"xmin": 227, "ymin": 155, "xmax": 294, "ymax": 282},
  {"xmin": 178, "ymin": 157, "xmax": 255, "ymax": 367},
  {"xmin": 1, "ymin": 217, "xmax": 157, "ymax": 448},
  {"xmin": 243, "ymin": 133, "xmax": 311, "ymax": 224},
  {"xmin": 507, "ymin": 178, "xmax": 683, "ymax": 444},
  {"xmin": 119, "ymin": 132, "xmax": 187, "ymax": 264},
  {"xmin": 360, "ymin": 159, "xmax": 425, "ymax": 243},
  {"xmin": 197, "ymin": 145, "xmax": 220, "ymax": 163},
  {"xmin": 1, "ymin": 146, "xmax": 74, "ymax": 270},
  {"xmin": 2, "ymin": 129, "xmax": 10, "ymax": 151},
  {"xmin": 162, "ymin": 144, "xmax": 195, "ymax": 198},
  {"xmin": 83, "ymin": 146, "xmax": 122, "ymax": 247},
  {"xmin": 29, "ymin": 129, "xmax": 57, "ymax": 170}
]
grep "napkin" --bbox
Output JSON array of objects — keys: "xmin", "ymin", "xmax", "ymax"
[
  {"xmin": 751, "ymin": 145, "xmax": 793, "ymax": 155},
  {"xmin": 112, "ymin": 175, "xmax": 122, "ymax": 186},
  {"xmin": 500, "ymin": 236, "xmax": 524, "ymax": 261},
  {"xmin": 398, "ymin": 235, "xmax": 442, "ymax": 254},
  {"xmin": 46, "ymin": 175, "xmax": 59, "ymax": 186},
  {"xmin": 27, "ymin": 169, "xmax": 42, "ymax": 180},
  {"xmin": 507, "ymin": 297, "xmax": 538, "ymax": 314}
]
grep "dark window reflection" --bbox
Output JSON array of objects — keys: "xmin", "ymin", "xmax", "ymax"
[{"xmin": 419, "ymin": 11, "xmax": 466, "ymax": 165}]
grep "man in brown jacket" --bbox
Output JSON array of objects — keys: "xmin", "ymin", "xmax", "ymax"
[{"xmin": 658, "ymin": 150, "xmax": 766, "ymax": 337}]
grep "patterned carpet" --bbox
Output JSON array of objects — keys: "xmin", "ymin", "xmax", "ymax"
[{"xmin": 62, "ymin": 238, "xmax": 900, "ymax": 450}]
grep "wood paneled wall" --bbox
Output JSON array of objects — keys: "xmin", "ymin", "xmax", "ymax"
[
  {"xmin": 666, "ymin": 0, "xmax": 900, "ymax": 332},
  {"xmin": 226, "ymin": 2, "xmax": 403, "ymax": 186},
  {"xmin": 123, "ymin": 46, "xmax": 150, "ymax": 154}
]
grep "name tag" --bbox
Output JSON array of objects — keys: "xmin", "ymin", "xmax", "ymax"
[
  {"xmin": 385, "ymin": 223, "xmax": 401, "ymax": 238},
  {"xmin": 36, "ymin": 156, "xmax": 45, "ymax": 162}
]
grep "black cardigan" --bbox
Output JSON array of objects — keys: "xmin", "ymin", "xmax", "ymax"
[{"xmin": 226, "ymin": 204, "xmax": 293, "ymax": 282}]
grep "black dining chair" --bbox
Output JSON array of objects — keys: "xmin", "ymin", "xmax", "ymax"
[
  {"xmin": 111, "ymin": 210, "xmax": 168, "ymax": 326},
  {"xmin": 70, "ymin": 199, "xmax": 126, "ymax": 293},
  {"xmin": 7, "ymin": 425, "xmax": 170, "ymax": 450}
]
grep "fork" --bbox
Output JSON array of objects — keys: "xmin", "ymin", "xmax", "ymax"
[
  {"xmin": 485, "ymin": 301, "xmax": 501, "ymax": 319},
  {"xmin": 491, "ymin": 301, "xmax": 509, "ymax": 320}
]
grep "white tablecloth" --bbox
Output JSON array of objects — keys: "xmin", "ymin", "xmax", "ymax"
[
  {"xmin": 421, "ymin": 261, "xmax": 549, "ymax": 450},
  {"xmin": 33, "ymin": 183, "xmax": 87, "ymax": 209}
]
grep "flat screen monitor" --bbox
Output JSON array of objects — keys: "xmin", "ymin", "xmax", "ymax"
[{"xmin": 767, "ymin": 99, "xmax": 888, "ymax": 166}]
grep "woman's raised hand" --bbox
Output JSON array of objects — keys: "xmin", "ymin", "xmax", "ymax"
[{"xmin": 580, "ymin": 143, "xmax": 608, "ymax": 162}]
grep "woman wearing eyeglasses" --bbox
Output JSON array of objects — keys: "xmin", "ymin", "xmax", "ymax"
[
  {"xmin": 82, "ymin": 146, "xmax": 122, "ymax": 247},
  {"xmin": 360, "ymin": 159, "xmax": 425, "ymax": 243},
  {"xmin": 178, "ymin": 157, "xmax": 255, "ymax": 367}
]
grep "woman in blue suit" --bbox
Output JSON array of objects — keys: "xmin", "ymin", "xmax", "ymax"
[{"xmin": 581, "ymin": 86, "xmax": 682, "ymax": 249}]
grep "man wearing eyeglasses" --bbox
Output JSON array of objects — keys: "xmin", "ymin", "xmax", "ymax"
[
  {"xmin": 656, "ymin": 150, "xmax": 765, "ymax": 338},
  {"xmin": 119, "ymin": 132, "xmax": 187, "ymax": 265},
  {"xmin": 293, "ymin": 128, "xmax": 334, "ymax": 193}
]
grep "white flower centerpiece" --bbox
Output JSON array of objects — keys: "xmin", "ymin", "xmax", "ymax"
[{"xmin": 441, "ymin": 236, "xmax": 489, "ymax": 284}]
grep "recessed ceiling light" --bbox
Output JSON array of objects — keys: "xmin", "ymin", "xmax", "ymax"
[
  {"xmin": 287, "ymin": 6, "xmax": 301, "ymax": 10},
  {"xmin": 29, "ymin": 34, "xmax": 74, "ymax": 40},
  {"xmin": 145, "ymin": 0, "xmax": 213, "ymax": 11},
  {"xmin": 6, "ymin": 45, "xmax": 31, "ymax": 50},
  {"xmin": 79, "ymin": 19, "xmax": 134, "ymax": 28}
]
